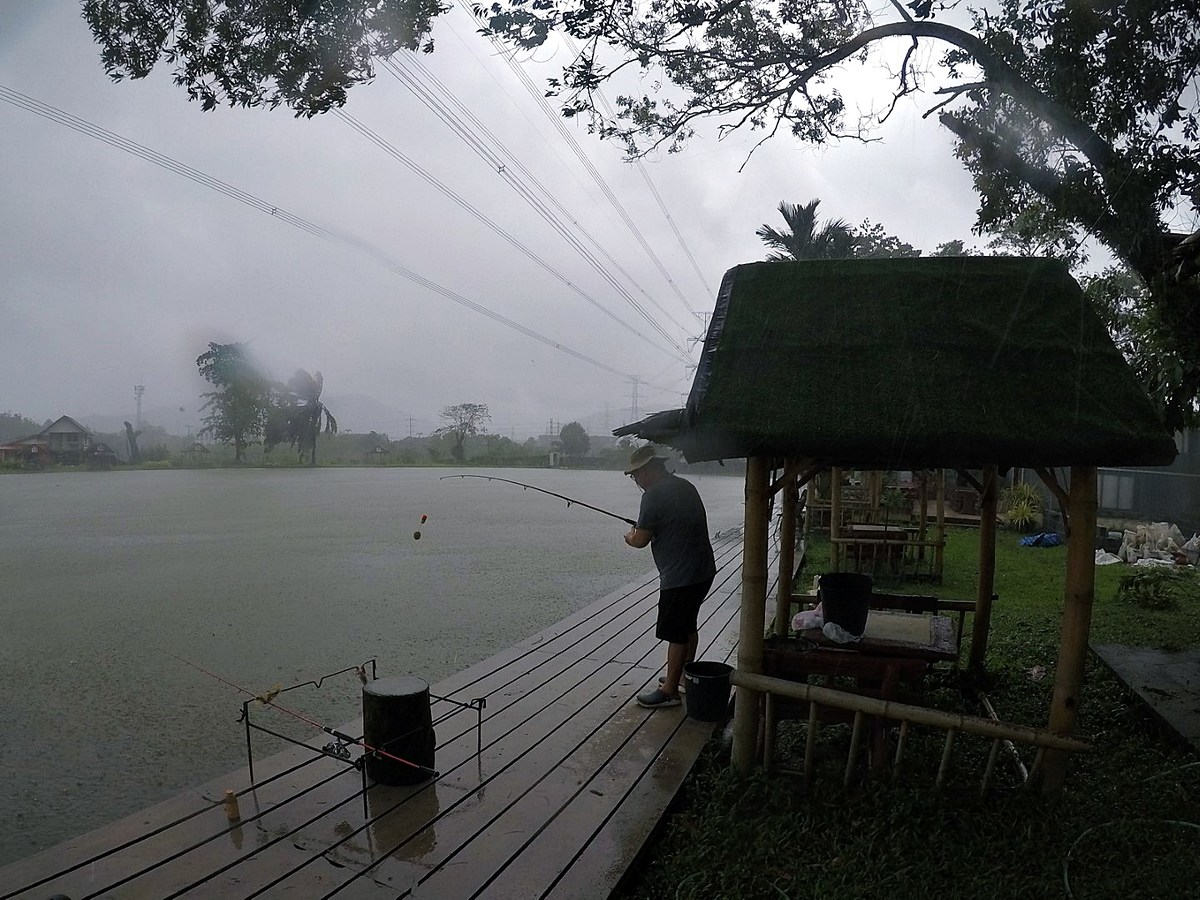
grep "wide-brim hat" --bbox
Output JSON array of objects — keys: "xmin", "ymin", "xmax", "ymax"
[{"xmin": 624, "ymin": 444, "xmax": 667, "ymax": 475}]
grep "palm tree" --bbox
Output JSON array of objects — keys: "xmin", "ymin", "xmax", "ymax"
[
  {"xmin": 278, "ymin": 369, "xmax": 338, "ymax": 466},
  {"xmin": 756, "ymin": 199, "xmax": 856, "ymax": 261}
]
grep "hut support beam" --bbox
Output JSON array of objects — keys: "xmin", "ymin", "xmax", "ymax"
[
  {"xmin": 935, "ymin": 469, "xmax": 946, "ymax": 579},
  {"xmin": 775, "ymin": 466, "xmax": 798, "ymax": 637},
  {"xmin": 732, "ymin": 455, "xmax": 771, "ymax": 773},
  {"xmin": 1040, "ymin": 466, "xmax": 1098, "ymax": 794},
  {"xmin": 830, "ymin": 467, "xmax": 842, "ymax": 570},
  {"xmin": 968, "ymin": 465, "xmax": 998, "ymax": 674}
]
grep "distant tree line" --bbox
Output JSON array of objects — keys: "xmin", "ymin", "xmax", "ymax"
[{"xmin": 0, "ymin": 412, "xmax": 45, "ymax": 443}]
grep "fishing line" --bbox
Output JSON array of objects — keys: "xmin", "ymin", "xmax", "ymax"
[
  {"xmin": 160, "ymin": 650, "xmax": 437, "ymax": 776},
  {"xmin": 440, "ymin": 474, "xmax": 637, "ymax": 525}
]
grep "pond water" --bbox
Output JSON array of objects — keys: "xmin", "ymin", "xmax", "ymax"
[{"xmin": 0, "ymin": 466, "xmax": 745, "ymax": 865}]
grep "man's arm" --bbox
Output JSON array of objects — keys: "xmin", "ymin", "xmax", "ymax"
[{"xmin": 624, "ymin": 527, "xmax": 652, "ymax": 548}]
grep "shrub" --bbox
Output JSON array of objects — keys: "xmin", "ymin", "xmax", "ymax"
[
  {"xmin": 999, "ymin": 481, "xmax": 1042, "ymax": 531},
  {"xmin": 1116, "ymin": 567, "xmax": 1200, "ymax": 611}
]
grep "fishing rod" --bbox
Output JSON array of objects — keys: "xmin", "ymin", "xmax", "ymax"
[
  {"xmin": 440, "ymin": 474, "xmax": 637, "ymax": 526},
  {"xmin": 163, "ymin": 651, "xmax": 437, "ymax": 777}
]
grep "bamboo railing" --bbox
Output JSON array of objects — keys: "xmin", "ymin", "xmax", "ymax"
[{"xmin": 737, "ymin": 670, "xmax": 1090, "ymax": 793}]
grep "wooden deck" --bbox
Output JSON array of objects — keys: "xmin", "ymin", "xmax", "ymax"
[{"xmin": 1, "ymin": 532, "xmax": 775, "ymax": 900}]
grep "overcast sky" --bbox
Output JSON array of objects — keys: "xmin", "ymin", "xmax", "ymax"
[{"xmin": 0, "ymin": 1, "xmax": 981, "ymax": 440}]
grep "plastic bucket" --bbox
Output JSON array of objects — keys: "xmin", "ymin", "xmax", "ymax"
[
  {"xmin": 682, "ymin": 661, "xmax": 733, "ymax": 722},
  {"xmin": 818, "ymin": 572, "xmax": 872, "ymax": 637}
]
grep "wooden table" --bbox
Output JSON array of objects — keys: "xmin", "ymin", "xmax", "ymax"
[{"xmin": 763, "ymin": 610, "xmax": 959, "ymax": 774}]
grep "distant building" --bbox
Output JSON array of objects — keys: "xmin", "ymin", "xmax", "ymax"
[
  {"xmin": 1096, "ymin": 430, "xmax": 1200, "ymax": 532},
  {"xmin": 0, "ymin": 415, "xmax": 95, "ymax": 466},
  {"xmin": 1024, "ymin": 430, "xmax": 1200, "ymax": 534}
]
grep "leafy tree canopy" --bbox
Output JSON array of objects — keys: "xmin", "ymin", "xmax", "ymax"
[
  {"xmin": 88, "ymin": 1, "xmax": 1200, "ymax": 425},
  {"xmin": 758, "ymin": 199, "xmax": 920, "ymax": 260},
  {"xmin": 559, "ymin": 420, "xmax": 590, "ymax": 456},
  {"xmin": 0, "ymin": 411, "xmax": 43, "ymax": 442},
  {"xmin": 435, "ymin": 402, "xmax": 490, "ymax": 461},
  {"xmin": 196, "ymin": 341, "xmax": 270, "ymax": 461},
  {"xmin": 266, "ymin": 368, "xmax": 339, "ymax": 465}
]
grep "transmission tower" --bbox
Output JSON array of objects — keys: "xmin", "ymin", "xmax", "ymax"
[{"xmin": 134, "ymin": 384, "xmax": 145, "ymax": 428}]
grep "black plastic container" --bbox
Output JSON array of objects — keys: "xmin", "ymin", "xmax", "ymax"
[
  {"xmin": 682, "ymin": 661, "xmax": 733, "ymax": 721},
  {"xmin": 818, "ymin": 572, "xmax": 872, "ymax": 637}
]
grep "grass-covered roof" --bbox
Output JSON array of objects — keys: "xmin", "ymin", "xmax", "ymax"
[{"xmin": 616, "ymin": 257, "xmax": 1176, "ymax": 469}]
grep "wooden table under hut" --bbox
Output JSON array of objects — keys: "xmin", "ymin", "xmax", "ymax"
[{"xmin": 615, "ymin": 256, "xmax": 1176, "ymax": 794}]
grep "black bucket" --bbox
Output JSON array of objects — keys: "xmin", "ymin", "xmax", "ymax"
[
  {"xmin": 682, "ymin": 661, "xmax": 733, "ymax": 722},
  {"xmin": 362, "ymin": 675, "xmax": 436, "ymax": 785},
  {"xmin": 818, "ymin": 572, "xmax": 872, "ymax": 637}
]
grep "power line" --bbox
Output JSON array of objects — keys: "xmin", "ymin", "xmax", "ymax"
[
  {"xmin": 463, "ymin": 8, "xmax": 708, "ymax": 323},
  {"xmin": 558, "ymin": 33, "xmax": 713, "ymax": 304},
  {"xmin": 381, "ymin": 53, "xmax": 697, "ymax": 357},
  {"xmin": 0, "ymin": 84, "xmax": 639, "ymax": 383},
  {"xmin": 334, "ymin": 108, "xmax": 690, "ymax": 365},
  {"xmin": 382, "ymin": 53, "xmax": 693, "ymax": 352}
]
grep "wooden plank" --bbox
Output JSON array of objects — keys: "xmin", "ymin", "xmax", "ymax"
[{"xmin": 542, "ymin": 716, "xmax": 718, "ymax": 900}]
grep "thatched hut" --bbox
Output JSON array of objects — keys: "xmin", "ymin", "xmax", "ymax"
[{"xmin": 616, "ymin": 256, "xmax": 1175, "ymax": 792}]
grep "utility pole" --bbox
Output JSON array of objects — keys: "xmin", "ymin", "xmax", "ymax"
[{"xmin": 134, "ymin": 384, "xmax": 145, "ymax": 428}]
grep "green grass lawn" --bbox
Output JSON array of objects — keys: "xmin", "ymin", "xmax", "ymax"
[{"xmin": 616, "ymin": 528, "xmax": 1200, "ymax": 900}]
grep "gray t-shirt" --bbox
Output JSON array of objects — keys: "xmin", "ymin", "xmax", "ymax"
[{"xmin": 636, "ymin": 473, "xmax": 717, "ymax": 589}]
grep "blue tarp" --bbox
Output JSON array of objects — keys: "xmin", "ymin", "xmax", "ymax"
[{"xmin": 1019, "ymin": 532, "xmax": 1063, "ymax": 547}]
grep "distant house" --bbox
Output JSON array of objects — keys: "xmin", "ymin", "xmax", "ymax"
[
  {"xmin": 0, "ymin": 415, "xmax": 95, "ymax": 466},
  {"xmin": 89, "ymin": 442, "xmax": 119, "ymax": 469},
  {"xmin": 0, "ymin": 437, "xmax": 48, "ymax": 466}
]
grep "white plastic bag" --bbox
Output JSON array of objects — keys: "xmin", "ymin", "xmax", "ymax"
[{"xmin": 791, "ymin": 602, "xmax": 823, "ymax": 632}]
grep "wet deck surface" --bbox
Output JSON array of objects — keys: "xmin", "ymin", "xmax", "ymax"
[
  {"xmin": 1, "ymin": 532, "xmax": 772, "ymax": 900},
  {"xmin": 1092, "ymin": 643, "xmax": 1200, "ymax": 752}
]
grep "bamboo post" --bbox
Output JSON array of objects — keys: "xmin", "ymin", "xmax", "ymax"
[
  {"xmin": 935, "ymin": 728, "xmax": 958, "ymax": 790},
  {"xmin": 804, "ymin": 702, "xmax": 819, "ymax": 788},
  {"xmin": 776, "ymin": 467, "xmax": 798, "ymax": 637},
  {"xmin": 917, "ymin": 471, "xmax": 929, "ymax": 573},
  {"xmin": 1040, "ymin": 466, "xmax": 1098, "ymax": 795},
  {"xmin": 830, "ymin": 466, "xmax": 843, "ymax": 570},
  {"xmin": 845, "ymin": 711, "xmax": 866, "ymax": 786},
  {"xmin": 935, "ymin": 469, "xmax": 946, "ymax": 579},
  {"xmin": 732, "ymin": 455, "xmax": 771, "ymax": 774},
  {"xmin": 868, "ymin": 471, "xmax": 883, "ymax": 522},
  {"xmin": 968, "ymin": 465, "xmax": 998, "ymax": 674}
]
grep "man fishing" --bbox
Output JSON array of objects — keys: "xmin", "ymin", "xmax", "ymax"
[{"xmin": 623, "ymin": 445, "xmax": 716, "ymax": 709}]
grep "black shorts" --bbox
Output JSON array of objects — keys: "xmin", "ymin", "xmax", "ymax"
[{"xmin": 655, "ymin": 577, "xmax": 714, "ymax": 644}]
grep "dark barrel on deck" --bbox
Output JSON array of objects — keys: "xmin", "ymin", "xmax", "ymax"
[{"xmin": 362, "ymin": 675, "xmax": 436, "ymax": 785}]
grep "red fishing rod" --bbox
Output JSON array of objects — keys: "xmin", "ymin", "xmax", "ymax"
[
  {"xmin": 440, "ymin": 474, "xmax": 636, "ymax": 525},
  {"xmin": 164, "ymin": 651, "xmax": 437, "ymax": 777}
]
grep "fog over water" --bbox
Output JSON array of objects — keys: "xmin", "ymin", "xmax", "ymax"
[{"xmin": 0, "ymin": 466, "xmax": 745, "ymax": 865}]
